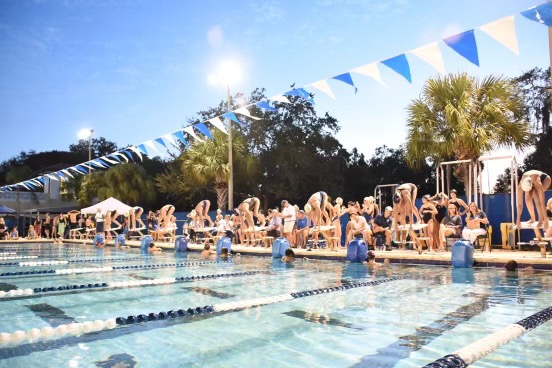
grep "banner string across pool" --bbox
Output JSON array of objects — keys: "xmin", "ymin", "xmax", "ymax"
[{"xmin": 1, "ymin": 2, "xmax": 550, "ymax": 192}]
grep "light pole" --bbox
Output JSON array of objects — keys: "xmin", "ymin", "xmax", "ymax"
[
  {"xmin": 209, "ymin": 60, "xmax": 241, "ymax": 211},
  {"xmin": 77, "ymin": 128, "xmax": 94, "ymax": 174}
]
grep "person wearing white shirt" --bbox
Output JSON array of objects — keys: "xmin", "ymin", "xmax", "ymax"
[
  {"xmin": 281, "ymin": 200, "xmax": 296, "ymax": 245},
  {"xmin": 95, "ymin": 208, "xmax": 104, "ymax": 235}
]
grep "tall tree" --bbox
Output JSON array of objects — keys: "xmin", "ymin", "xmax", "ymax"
[
  {"xmin": 514, "ymin": 67, "xmax": 551, "ymax": 135},
  {"xmin": 155, "ymin": 130, "xmax": 256, "ymax": 210},
  {"xmin": 69, "ymin": 137, "xmax": 118, "ymax": 160},
  {"xmin": 405, "ymin": 73, "xmax": 532, "ymax": 193}
]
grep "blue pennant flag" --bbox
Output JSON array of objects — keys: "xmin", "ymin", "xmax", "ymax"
[
  {"xmin": 56, "ymin": 171, "xmax": 66, "ymax": 179},
  {"xmin": 37, "ymin": 177, "xmax": 45, "ymax": 183},
  {"xmin": 256, "ymin": 101, "xmax": 278, "ymax": 111},
  {"xmin": 137, "ymin": 144, "xmax": 148, "ymax": 156},
  {"xmin": 25, "ymin": 181, "xmax": 36, "ymax": 188},
  {"xmin": 123, "ymin": 150, "xmax": 135, "ymax": 162},
  {"xmin": 284, "ymin": 87, "xmax": 311, "ymax": 98},
  {"xmin": 74, "ymin": 165, "xmax": 88, "ymax": 174},
  {"xmin": 332, "ymin": 73, "xmax": 358, "ymax": 94},
  {"xmin": 521, "ymin": 2, "xmax": 552, "ymax": 26},
  {"xmin": 222, "ymin": 112, "xmax": 246, "ymax": 127},
  {"xmin": 94, "ymin": 159, "xmax": 109, "ymax": 167},
  {"xmin": 443, "ymin": 29, "xmax": 479, "ymax": 66},
  {"xmin": 108, "ymin": 154, "xmax": 122, "ymax": 163},
  {"xmin": 194, "ymin": 122, "xmax": 213, "ymax": 140},
  {"xmin": 155, "ymin": 137, "xmax": 168, "ymax": 148},
  {"xmin": 172, "ymin": 131, "xmax": 188, "ymax": 147},
  {"xmin": 381, "ymin": 54, "xmax": 412, "ymax": 83}
]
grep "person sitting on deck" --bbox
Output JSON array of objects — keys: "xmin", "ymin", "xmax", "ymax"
[
  {"xmin": 372, "ymin": 207, "xmax": 393, "ymax": 250},
  {"xmin": 348, "ymin": 212, "xmax": 372, "ymax": 245},
  {"xmin": 26, "ymin": 224, "xmax": 36, "ymax": 240},
  {"xmin": 462, "ymin": 202, "xmax": 489, "ymax": 245},
  {"xmin": 10, "ymin": 227, "xmax": 19, "ymax": 240},
  {"xmin": 545, "ymin": 198, "xmax": 552, "ymax": 238},
  {"xmin": 440, "ymin": 204, "xmax": 463, "ymax": 249},
  {"xmin": 294, "ymin": 210, "xmax": 309, "ymax": 248}
]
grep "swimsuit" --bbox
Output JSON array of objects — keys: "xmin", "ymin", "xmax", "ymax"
[
  {"xmin": 421, "ymin": 207, "xmax": 433, "ymax": 224},
  {"xmin": 435, "ymin": 204, "xmax": 447, "ymax": 224},
  {"xmin": 541, "ymin": 173, "xmax": 550, "ymax": 182}
]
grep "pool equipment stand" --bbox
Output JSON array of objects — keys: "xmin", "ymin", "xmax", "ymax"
[
  {"xmin": 174, "ymin": 236, "xmax": 188, "ymax": 252},
  {"xmin": 346, "ymin": 238, "xmax": 368, "ymax": 263},
  {"xmin": 272, "ymin": 238, "xmax": 290, "ymax": 258},
  {"xmin": 216, "ymin": 237, "xmax": 232, "ymax": 255},
  {"xmin": 451, "ymin": 239, "xmax": 474, "ymax": 268}
]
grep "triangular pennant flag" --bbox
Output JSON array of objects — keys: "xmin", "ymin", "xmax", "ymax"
[
  {"xmin": 409, "ymin": 42, "xmax": 446, "ymax": 74},
  {"xmin": 25, "ymin": 181, "xmax": 36, "ymax": 188},
  {"xmin": 46, "ymin": 174, "xmax": 59, "ymax": 181},
  {"xmin": 108, "ymin": 154, "xmax": 122, "ymax": 163},
  {"xmin": 123, "ymin": 150, "xmax": 136, "ymax": 162},
  {"xmin": 81, "ymin": 164, "xmax": 95, "ymax": 171},
  {"xmin": 443, "ymin": 29, "xmax": 479, "ymax": 66},
  {"xmin": 255, "ymin": 101, "xmax": 278, "ymax": 111},
  {"xmin": 183, "ymin": 126, "xmax": 204, "ymax": 142},
  {"xmin": 208, "ymin": 117, "xmax": 228, "ymax": 134},
  {"xmin": 128, "ymin": 146, "xmax": 143, "ymax": 161},
  {"xmin": 521, "ymin": 2, "xmax": 552, "ymax": 26},
  {"xmin": 20, "ymin": 182, "xmax": 31, "ymax": 190},
  {"xmin": 222, "ymin": 112, "xmax": 246, "ymax": 127},
  {"xmin": 172, "ymin": 131, "xmax": 189, "ymax": 147},
  {"xmin": 332, "ymin": 73, "xmax": 358, "ymax": 93},
  {"xmin": 31, "ymin": 179, "xmax": 43, "ymax": 187},
  {"xmin": 101, "ymin": 156, "xmax": 119, "ymax": 165},
  {"xmin": 144, "ymin": 140, "xmax": 159, "ymax": 153},
  {"xmin": 479, "ymin": 16, "xmax": 519, "ymax": 54},
  {"xmin": 195, "ymin": 122, "xmax": 214, "ymax": 139},
  {"xmin": 137, "ymin": 144, "xmax": 149, "ymax": 156},
  {"xmin": 350, "ymin": 63, "xmax": 386, "ymax": 86},
  {"xmin": 163, "ymin": 134, "xmax": 177, "ymax": 147},
  {"xmin": 234, "ymin": 107, "xmax": 261, "ymax": 120},
  {"xmin": 269, "ymin": 95, "xmax": 291, "ymax": 104},
  {"xmin": 61, "ymin": 169, "xmax": 74, "ymax": 178},
  {"xmin": 155, "ymin": 137, "xmax": 168, "ymax": 149},
  {"xmin": 114, "ymin": 152, "xmax": 129, "ymax": 163},
  {"xmin": 37, "ymin": 177, "xmax": 45, "ymax": 183},
  {"xmin": 73, "ymin": 165, "xmax": 87, "ymax": 174},
  {"xmin": 381, "ymin": 54, "xmax": 412, "ymax": 83},
  {"xmin": 309, "ymin": 80, "xmax": 336, "ymax": 99},
  {"xmin": 56, "ymin": 171, "xmax": 66, "ymax": 179},
  {"xmin": 93, "ymin": 159, "xmax": 108, "ymax": 168},
  {"xmin": 87, "ymin": 160, "xmax": 105, "ymax": 169}
]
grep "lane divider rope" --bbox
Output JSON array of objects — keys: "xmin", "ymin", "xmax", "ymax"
[
  {"xmin": 0, "ymin": 275, "xmax": 408, "ymax": 346},
  {"xmin": 1, "ymin": 256, "xmax": 156, "ymax": 267},
  {"xmin": 0, "ymin": 260, "xmax": 232, "ymax": 277},
  {"xmin": 423, "ymin": 306, "xmax": 552, "ymax": 367},
  {"xmin": 0, "ymin": 270, "xmax": 268, "ymax": 299}
]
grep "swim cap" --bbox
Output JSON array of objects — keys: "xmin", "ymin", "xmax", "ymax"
[
  {"xmin": 304, "ymin": 204, "xmax": 312, "ymax": 214},
  {"xmin": 520, "ymin": 177, "xmax": 533, "ymax": 192},
  {"xmin": 393, "ymin": 194, "xmax": 401, "ymax": 204},
  {"xmin": 335, "ymin": 197, "xmax": 343, "ymax": 205}
]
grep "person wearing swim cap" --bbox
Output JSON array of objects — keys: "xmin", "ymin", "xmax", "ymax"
[
  {"xmin": 392, "ymin": 183, "xmax": 421, "ymax": 228},
  {"xmin": 304, "ymin": 191, "xmax": 332, "ymax": 230},
  {"xmin": 516, "ymin": 170, "xmax": 551, "ymax": 229}
]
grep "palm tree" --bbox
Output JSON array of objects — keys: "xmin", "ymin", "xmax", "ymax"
[
  {"xmin": 405, "ymin": 73, "xmax": 532, "ymax": 192},
  {"xmin": 157, "ymin": 130, "xmax": 256, "ymax": 209}
]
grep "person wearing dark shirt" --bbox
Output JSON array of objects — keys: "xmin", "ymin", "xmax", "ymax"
[
  {"xmin": 440, "ymin": 204, "xmax": 462, "ymax": 249},
  {"xmin": 373, "ymin": 206, "xmax": 393, "ymax": 249},
  {"xmin": 294, "ymin": 210, "xmax": 309, "ymax": 248}
]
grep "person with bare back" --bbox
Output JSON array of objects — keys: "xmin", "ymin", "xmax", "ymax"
[
  {"xmin": 304, "ymin": 191, "xmax": 332, "ymax": 230},
  {"xmin": 129, "ymin": 206, "xmax": 145, "ymax": 231},
  {"xmin": 194, "ymin": 200, "xmax": 214, "ymax": 229},
  {"xmin": 392, "ymin": 183, "xmax": 420, "ymax": 226},
  {"xmin": 516, "ymin": 170, "xmax": 551, "ymax": 229},
  {"xmin": 238, "ymin": 197, "xmax": 263, "ymax": 231}
]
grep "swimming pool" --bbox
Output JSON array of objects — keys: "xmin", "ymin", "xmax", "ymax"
[{"xmin": 0, "ymin": 243, "xmax": 550, "ymax": 367}]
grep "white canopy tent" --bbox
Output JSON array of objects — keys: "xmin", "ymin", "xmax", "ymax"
[{"xmin": 81, "ymin": 197, "xmax": 132, "ymax": 215}]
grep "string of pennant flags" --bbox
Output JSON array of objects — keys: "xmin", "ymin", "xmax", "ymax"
[{"xmin": 1, "ymin": 2, "xmax": 550, "ymax": 192}]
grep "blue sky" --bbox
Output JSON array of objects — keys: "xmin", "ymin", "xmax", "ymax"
[{"xmin": 0, "ymin": 0, "xmax": 549, "ymax": 189}]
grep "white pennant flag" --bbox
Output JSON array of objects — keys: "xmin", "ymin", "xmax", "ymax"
[
  {"xmin": 128, "ymin": 146, "xmax": 143, "ymax": 161},
  {"xmin": 235, "ymin": 106, "xmax": 261, "ymax": 120},
  {"xmin": 31, "ymin": 179, "xmax": 43, "ymax": 187},
  {"xmin": 61, "ymin": 169, "xmax": 74, "ymax": 178},
  {"xmin": 310, "ymin": 80, "xmax": 336, "ymax": 100},
  {"xmin": 208, "ymin": 117, "xmax": 228, "ymax": 134},
  {"xmin": 163, "ymin": 134, "xmax": 177, "ymax": 147},
  {"xmin": 89, "ymin": 160, "xmax": 107, "ymax": 168},
  {"xmin": 184, "ymin": 126, "xmax": 204, "ymax": 142},
  {"xmin": 409, "ymin": 42, "xmax": 446, "ymax": 74},
  {"xmin": 101, "ymin": 156, "xmax": 119, "ymax": 165},
  {"xmin": 479, "ymin": 15, "xmax": 519, "ymax": 55},
  {"xmin": 269, "ymin": 94, "xmax": 291, "ymax": 104},
  {"xmin": 351, "ymin": 63, "xmax": 386, "ymax": 86},
  {"xmin": 144, "ymin": 140, "xmax": 159, "ymax": 153},
  {"xmin": 114, "ymin": 152, "xmax": 129, "ymax": 163},
  {"xmin": 46, "ymin": 174, "xmax": 59, "ymax": 181},
  {"xmin": 81, "ymin": 163, "xmax": 95, "ymax": 171}
]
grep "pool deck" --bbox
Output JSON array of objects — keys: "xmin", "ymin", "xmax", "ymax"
[{"xmin": 2, "ymin": 238, "xmax": 551, "ymax": 270}]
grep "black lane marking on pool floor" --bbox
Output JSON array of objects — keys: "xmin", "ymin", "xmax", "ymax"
[
  {"xmin": 0, "ymin": 283, "xmax": 17, "ymax": 292},
  {"xmin": 0, "ymin": 308, "xmax": 227, "ymax": 360},
  {"xmin": 283, "ymin": 310, "xmax": 363, "ymax": 330},
  {"xmin": 26, "ymin": 303, "xmax": 76, "ymax": 328},
  {"xmin": 182, "ymin": 287, "xmax": 235, "ymax": 299},
  {"xmin": 94, "ymin": 353, "xmax": 137, "ymax": 368},
  {"xmin": 349, "ymin": 295, "xmax": 491, "ymax": 368}
]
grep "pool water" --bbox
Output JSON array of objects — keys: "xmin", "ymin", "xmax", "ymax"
[{"xmin": 0, "ymin": 243, "xmax": 551, "ymax": 367}]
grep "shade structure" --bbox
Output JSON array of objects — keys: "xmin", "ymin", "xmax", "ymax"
[{"xmin": 80, "ymin": 197, "xmax": 132, "ymax": 216}]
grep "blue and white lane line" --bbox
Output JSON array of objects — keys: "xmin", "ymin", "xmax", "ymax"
[
  {"xmin": 423, "ymin": 306, "xmax": 552, "ymax": 367},
  {"xmin": 0, "ymin": 276, "xmax": 408, "ymax": 346}
]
